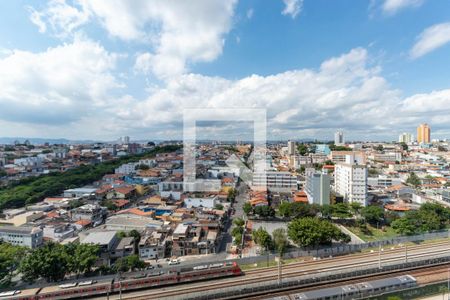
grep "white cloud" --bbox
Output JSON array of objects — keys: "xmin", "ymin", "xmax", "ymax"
[
  {"xmin": 27, "ymin": 0, "xmax": 89, "ymax": 38},
  {"xmin": 410, "ymin": 22, "xmax": 450, "ymax": 59},
  {"xmin": 382, "ymin": 0, "xmax": 424, "ymax": 15},
  {"xmin": 282, "ymin": 0, "xmax": 303, "ymax": 19},
  {"xmin": 0, "ymin": 38, "xmax": 122, "ymax": 126},
  {"xmin": 3, "ymin": 42, "xmax": 450, "ymax": 140},
  {"xmin": 28, "ymin": 1, "xmax": 238, "ymax": 79}
]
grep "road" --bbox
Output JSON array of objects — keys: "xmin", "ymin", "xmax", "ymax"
[{"xmin": 90, "ymin": 240, "xmax": 450, "ymax": 300}]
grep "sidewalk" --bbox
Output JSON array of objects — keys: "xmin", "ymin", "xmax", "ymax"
[{"xmin": 336, "ymin": 224, "xmax": 365, "ymax": 244}]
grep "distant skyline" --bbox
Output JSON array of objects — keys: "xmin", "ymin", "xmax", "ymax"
[{"xmin": 1, "ymin": 0, "xmax": 450, "ymax": 141}]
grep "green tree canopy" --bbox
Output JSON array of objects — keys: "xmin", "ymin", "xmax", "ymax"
[
  {"xmin": 252, "ymin": 227, "xmax": 273, "ymax": 250},
  {"xmin": 243, "ymin": 202, "xmax": 253, "ymax": 215},
  {"xmin": 406, "ymin": 172, "xmax": 421, "ymax": 187},
  {"xmin": 361, "ymin": 206, "xmax": 384, "ymax": 225},
  {"xmin": 288, "ymin": 217, "xmax": 350, "ymax": 248},
  {"xmin": 20, "ymin": 242, "xmax": 69, "ymax": 282},
  {"xmin": 272, "ymin": 228, "xmax": 289, "ymax": 256}
]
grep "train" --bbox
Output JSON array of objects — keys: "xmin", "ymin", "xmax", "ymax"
[
  {"xmin": 265, "ymin": 275, "xmax": 417, "ymax": 300},
  {"xmin": 4, "ymin": 262, "xmax": 242, "ymax": 300}
]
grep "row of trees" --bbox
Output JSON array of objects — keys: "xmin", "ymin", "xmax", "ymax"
[
  {"xmin": 1, "ymin": 240, "xmax": 149, "ymax": 285},
  {"xmin": 392, "ymin": 203, "xmax": 450, "ymax": 235},
  {"xmin": 0, "ymin": 145, "xmax": 181, "ymax": 210},
  {"xmin": 0, "ymin": 242, "xmax": 101, "ymax": 284},
  {"xmin": 252, "ymin": 217, "xmax": 351, "ymax": 253},
  {"xmin": 243, "ymin": 203, "xmax": 275, "ymax": 218},
  {"xmin": 231, "ymin": 218, "xmax": 245, "ymax": 246}
]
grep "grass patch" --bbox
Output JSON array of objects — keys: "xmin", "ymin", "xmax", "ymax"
[{"xmin": 346, "ymin": 224, "xmax": 398, "ymax": 242}]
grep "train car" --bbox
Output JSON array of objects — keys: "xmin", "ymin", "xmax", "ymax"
[
  {"xmin": 288, "ymin": 275, "xmax": 417, "ymax": 300},
  {"xmin": 178, "ymin": 262, "xmax": 242, "ymax": 284},
  {"xmin": 5, "ymin": 262, "xmax": 242, "ymax": 300},
  {"xmin": 355, "ymin": 275, "xmax": 417, "ymax": 298}
]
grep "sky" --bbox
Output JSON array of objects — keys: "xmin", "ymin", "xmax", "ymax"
[{"xmin": 0, "ymin": 0, "xmax": 450, "ymax": 142}]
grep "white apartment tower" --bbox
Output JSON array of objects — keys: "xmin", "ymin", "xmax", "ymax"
[
  {"xmin": 334, "ymin": 155, "xmax": 368, "ymax": 206},
  {"xmin": 287, "ymin": 140, "xmax": 296, "ymax": 156},
  {"xmin": 398, "ymin": 133, "xmax": 413, "ymax": 144},
  {"xmin": 334, "ymin": 130, "xmax": 344, "ymax": 146},
  {"xmin": 304, "ymin": 168, "xmax": 330, "ymax": 205}
]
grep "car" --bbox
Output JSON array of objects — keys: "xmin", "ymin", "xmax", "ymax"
[
  {"xmin": 168, "ymin": 259, "xmax": 180, "ymax": 265},
  {"xmin": 146, "ymin": 265, "xmax": 155, "ymax": 270}
]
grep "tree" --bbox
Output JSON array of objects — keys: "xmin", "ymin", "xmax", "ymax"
[
  {"xmin": 287, "ymin": 217, "xmax": 350, "ymax": 248},
  {"xmin": 227, "ymin": 188, "xmax": 237, "ymax": 203},
  {"xmin": 391, "ymin": 214, "xmax": 419, "ymax": 236},
  {"xmin": 214, "ymin": 203, "xmax": 224, "ymax": 210},
  {"xmin": 233, "ymin": 218, "xmax": 245, "ymax": 227},
  {"xmin": 297, "ymin": 144, "xmax": 308, "ymax": 156},
  {"xmin": 290, "ymin": 202, "xmax": 317, "ymax": 219},
  {"xmin": 72, "ymin": 244, "xmax": 100, "ymax": 274},
  {"xmin": 361, "ymin": 206, "xmax": 384, "ymax": 225},
  {"xmin": 254, "ymin": 205, "xmax": 275, "ymax": 218},
  {"xmin": 332, "ymin": 203, "xmax": 352, "ymax": 219},
  {"xmin": 135, "ymin": 164, "xmax": 150, "ymax": 171},
  {"xmin": 243, "ymin": 202, "xmax": 253, "ymax": 215},
  {"xmin": 406, "ymin": 172, "xmax": 421, "ymax": 187},
  {"xmin": 272, "ymin": 228, "xmax": 289, "ymax": 256},
  {"xmin": 0, "ymin": 243, "xmax": 27, "ymax": 284},
  {"xmin": 375, "ymin": 145, "xmax": 384, "ymax": 151},
  {"xmin": 278, "ymin": 202, "xmax": 291, "ymax": 218},
  {"xmin": 231, "ymin": 226, "xmax": 244, "ymax": 237},
  {"xmin": 252, "ymin": 227, "xmax": 273, "ymax": 250},
  {"xmin": 117, "ymin": 231, "xmax": 127, "ymax": 238},
  {"xmin": 103, "ymin": 200, "xmax": 118, "ymax": 211},
  {"xmin": 127, "ymin": 255, "xmax": 146, "ymax": 271},
  {"xmin": 400, "ymin": 142, "xmax": 408, "ymax": 151},
  {"xmin": 20, "ymin": 242, "xmax": 69, "ymax": 282},
  {"xmin": 320, "ymin": 204, "xmax": 333, "ymax": 219},
  {"xmin": 349, "ymin": 202, "xmax": 363, "ymax": 216},
  {"xmin": 233, "ymin": 233, "xmax": 243, "ymax": 245}
]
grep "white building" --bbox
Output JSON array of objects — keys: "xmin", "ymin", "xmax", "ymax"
[
  {"xmin": 399, "ymin": 133, "xmax": 413, "ymax": 144},
  {"xmin": 0, "ymin": 226, "xmax": 43, "ymax": 248},
  {"xmin": 115, "ymin": 162, "xmax": 139, "ymax": 175},
  {"xmin": 334, "ymin": 155, "xmax": 368, "ymax": 206},
  {"xmin": 252, "ymin": 171, "xmax": 297, "ymax": 191},
  {"xmin": 368, "ymin": 176, "xmax": 401, "ymax": 187},
  {"xmin": 184, "ymin": 195, "xmax": 218, "ymax": 209},
  {"xmin": 304, "ymin": 168, "xmax": 330, "ymax": 205},
  {"xmin": 334, "ymin": 130, "xmax": 344, "ymax": 146},
  {"xmin": 287, "ymin": 141, "xmax": 296, "ymax": 156}
]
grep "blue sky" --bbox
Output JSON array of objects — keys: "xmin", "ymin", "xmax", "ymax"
[{"xmin": 0, "ymin": 0, "xmax": 450, "ymax": 141}]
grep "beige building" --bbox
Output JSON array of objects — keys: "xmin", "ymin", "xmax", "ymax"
[{"xmin": 417, "ymin": 123, "xmax": 431, "ymax": 144}]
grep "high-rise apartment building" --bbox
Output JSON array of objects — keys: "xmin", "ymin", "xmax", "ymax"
[
  {"xmin": 398, "ymin": 133, "xmax": 413, "ymax": 144},
  {"xmin": 417, "ymin": 123, "xmax": 430, "ymax": 144},
  {"xmin": 334, "ymin": 155, "xmax": 368, "ymax": 206},
  {"xmin": 334, "ymin": 130, "xmax": 344, "ymax": 146},
  {"xmin": 287, "ymin": 140, "xmax": 296, "ymax": 156},
  {"xmin": 304, "ymin": 168, "xmax": 330, "ymax": 205}
]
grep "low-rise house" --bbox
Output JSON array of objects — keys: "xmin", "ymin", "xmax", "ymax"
[
  {"xmin": 0, "ymin": 226, "xmax": 43, "ymax": 248},
  {"xmin": 42, "ymin": 223, "xmax": 75, "ymax": 242},
  {"xmin": 139, "ymin": 231, "xmax": 167, "ymax": 260},
  {"xmin": 110, "ymin": 237, "xmax": 135, "ymax": 259},
  {"xmin": 70, "ymin": 204, "xmax": 106, "ymax": 224}
]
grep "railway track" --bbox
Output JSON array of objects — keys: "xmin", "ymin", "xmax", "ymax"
[
  {"xmin": 119, "ymin": 242, "xmax": 450, "ymax": 299},
  {"xmin": 243, "ymin": 263, "xmax": 450, "ymax": 300},
  {"xmin": 244, "ymin": 240, "xmax": 450, "ymax": 276}
]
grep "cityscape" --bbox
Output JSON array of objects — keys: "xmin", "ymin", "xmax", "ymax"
[{"xmin": 1, "ymin": 1, "xmax": 450, "ymax": 300}]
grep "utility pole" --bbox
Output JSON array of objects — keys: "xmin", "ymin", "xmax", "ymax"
[
  {"xmin": 405, "ymin": 244, "xmax": 408, "ymax": 263},
  {"xmin": 378, "ymin": 244, "xmax": 382, "ymax": 269},
  {"xmin": 277, "ymin": 256, "xmax": 282, "ymax": 285}
]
